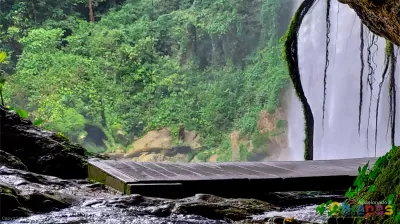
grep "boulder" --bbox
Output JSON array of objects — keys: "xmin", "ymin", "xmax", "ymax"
[
  {"xmin": 132, "ymin": 152, "xmax": 166, "ymax": 162},
  {"xmin": 0, "ymin": 106, "xmax": 90, "ymax": 179},
  {"xmin": 0, "ymin": 166, "xmax": 118, "ymax": 219},
  {"xmin": 0, "ymin": 182, "xmax": 75, "ymax": 218},
  {"xmin": 128, "ymin": 128, "xmax": 173, "ymax": 154},
  {"xmin": 0, "ymin": 184, "xmax": 31, "ymax": 218},
  {"xmin": 0, "ymin": 150, "xmax": 28, "ymax": 171},
  {"xmin": 124, "ymin": 128, "xmax": 198, "ymax": 162},
  {"xmin": 172, "ymin": 194, "xmax": 279, "ymax": 221}
]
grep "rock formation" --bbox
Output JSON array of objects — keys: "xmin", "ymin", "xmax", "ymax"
[
  {"xmin": 338, "ymin": 0, "xmax": 400, "ymax": 45},
  {"xmin": 120, "ymin": 128, "xmax": 201, "ymax": 162},
  {"xmin": 0, "ymin": 106, "xmax": 95, "ymax": 179}
]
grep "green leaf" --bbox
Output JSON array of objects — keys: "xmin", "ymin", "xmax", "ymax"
[
  {"xmin": 368, "ymin": 185, "xmax": 375, "ymax": 192},
  {"xmin": 388, "ymin": 194, "xmax": 395, "ymax": 204},
  {"xmin": 395, "ymin": 211, "xmax": 400, "ymax": 222},
  {"xmin": 33, "ymin": 119, "xmax": 45, "ymax": 126},
  {"xmin": 316, "ymin": 204, "xmax": 326, "ymax": 216},
  {"xmin": 0, "ymin": 51, "xmax": 6, "ymax": 63},
  {"xmin": 362, "ymin": 162, "xmax": 369, "ymax": 174},
  {"xmin": 15, "ymin": 109, "xmax": 29, "ymax": 119}
]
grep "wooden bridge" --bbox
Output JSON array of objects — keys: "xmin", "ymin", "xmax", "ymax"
[{"xmin": 88, "ymin": 157, "xmax": 376, "ymax": 199}]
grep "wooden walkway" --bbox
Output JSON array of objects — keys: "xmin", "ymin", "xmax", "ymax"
[{"xmin": 88, "ymin": 158, "xmax": 376, "ymax": 199}]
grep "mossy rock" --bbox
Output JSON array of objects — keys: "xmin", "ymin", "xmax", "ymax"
[
  {"xmin": 0, "ymin": 150, "xmax": 28, "ymax": 171},
  {"xmin": 0, "ymin": 184, "xmax": 31, "ymax": 218},
  {"xmin": 0, "ymin": 106, "xmax": 91, "ymax": 179}
]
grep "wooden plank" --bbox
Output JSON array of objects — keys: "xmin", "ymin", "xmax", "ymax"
[
  {"xmin": 88, "ymin": 158, "xmax": 377, "ymax": 195},
  {"xmin": 120, "ymin": 161, "xmax": 175, "ymax": 180},
  {"xmin": 88, "ymin": 159, "xmax": 136, "ymax": 183},
  {"xmin": 182, "ymin": 162, "xmax": 271, "ymax": 179},
  {"xmin": 88, "ymin": 162, "xmax": 130, "ymax": 193},
  {"xmin": 160, "ymin": 162, "xmax": 277, "ymax": 180},
  {"xmin": 209, "ymin": 163, "xmax": 279, "ymax": 179},
  {"xmin": 141, "ymin": 162, "xmax": 211, "ymax": 180}
]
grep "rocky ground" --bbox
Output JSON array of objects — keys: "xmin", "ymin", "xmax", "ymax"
[
  {"xmin": 0, "ymin": 106, "xmax": 336, "ymax": 224},
  {"xmin": 0, "ymin": 165, "xmax": 335, "ymax": 224}
]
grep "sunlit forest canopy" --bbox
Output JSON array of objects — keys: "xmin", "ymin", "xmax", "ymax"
[{"xmin": 0, "ymin": 0, "xmax": 293, "ymax": 161}]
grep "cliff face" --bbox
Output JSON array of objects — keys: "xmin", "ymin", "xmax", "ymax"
[{"xmin": 338, "ymin": 0, "xmax": 400, "ymax": 45}]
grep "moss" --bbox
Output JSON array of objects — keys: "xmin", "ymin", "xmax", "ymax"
[
  {"xmin": 339, "ymin": 0, "xmax": 400, "ymax": 46},
  {"xmin": 55, "ymin": 132, "xmax": 70, "ymax": 142},
  {"xmin": 283, "ymin": 0, "xmax": 316, "ymax": 160},
  {"xmin": 358, "ymin": 22, "xmax": 365, "ymax": 135},
  {"xmin": 374, "ymin": 41, "xmax": 391, "ymax": 153},
  {"xmin": 252, "ymin": 132, "xmax": 270, "ymax": 149},
  {"xmin": 196, "ymin": 150, "xmax": 212, "ymax": 162},
  {"xmin": 0, "ymin": 184, "xmax": 30, "ymax": 218},
  {"xmin": 187, "ymin": 151, "xmax": 195, "ymax": 162},
  {"xmin": 239, "ymin": 143, "xmax": 247, "ymax": 161},
  {"xmin": 217, "ymin": 148, "xmax": 232, "ymax": 162},
  {"xmin": 275, "ymin": 119, "xmax": 287, "ymax": 129},
  {"xmin": 322, "ymin": 0, "xmax": 332, "ymax": 132}
]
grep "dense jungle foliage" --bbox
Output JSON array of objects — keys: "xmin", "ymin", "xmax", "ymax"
[{"xmin": 0, "ymin": 0, "xmax": 290, "ymax": 159}]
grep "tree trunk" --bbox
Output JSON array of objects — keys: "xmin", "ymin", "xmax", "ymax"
[
  {"xmin": 88, "ymin": 0, "xmax": 95, "ymax": 22},
  {"xmin": 32, "ymin": 0, "xmax": 37, "ymax": 24}
]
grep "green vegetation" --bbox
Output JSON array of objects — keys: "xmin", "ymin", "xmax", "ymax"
[
  {"xmin": 315, "ymin": 146, "xmax": 400, "ymax": 223},
  {"xmin": 283, "ymin": 0, "xmax": 316, "ymax": 160},
  {"xmin": 0, "ymin": 0, "xmax": 289, "ymax": 159}
]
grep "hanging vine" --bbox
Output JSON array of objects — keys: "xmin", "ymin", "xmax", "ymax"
[
  {"xmin": 366, "ymin": 33, "xmax": 377, "ymax": 151},
  {"xmin": 388, "ymin": 46, "xmax": 397, "ymax": 147},
  {"xmin": 284, "ymin": 0, "xmax": 317, "ymax": 160},
  {"xmin": 322, "ymin": 0, "xmax": 331, "ymax": 132},
  {"xmin": 374, "ymin": 41, "xmax": 391, "ymax": 156},
  {"xmin": 332, "ymin": 2, "xmax": 340, "ymax": 66},
  {"xmin": 358, "ymin": 23, "xmax": 365, "ymax": 135}
]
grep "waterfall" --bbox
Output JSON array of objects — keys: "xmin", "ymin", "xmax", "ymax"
[{"xmin": 282, "ymin": 0, "xmax": 400, "ymax": 161}]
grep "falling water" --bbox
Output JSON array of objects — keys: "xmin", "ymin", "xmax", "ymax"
[{"xmin": 282, "ymin": 0, "xmax": 400, "ymax": 161}]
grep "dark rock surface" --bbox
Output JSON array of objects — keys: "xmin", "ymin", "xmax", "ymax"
[
  {"xmin": 0, "ymin": 106, "xmax": 337, "ymax": 224},
  {"xmin": 263, "ymin": 191, "xmax": 346, "ymax": 207},
  {"xmin": 0, "ymin": 151, "xmax": 28, "ymax": 171},
  {"xmin": 0, "ymin": 166, "xmax": 118, "ymax": 219},
  {"xmin": 0, "ymin": 106, "xmax": 90, "ymax": 179},
  {"xmin": 0, "ymin": 167, "xmax": 327, "ymax": 224},
  {"xmin": 0, "ymin": 183, "xmax": 74, "ymax": 218},
  {"xmin": 339, "ymin": 0, "xmax": 400, "ymax": 46}
]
